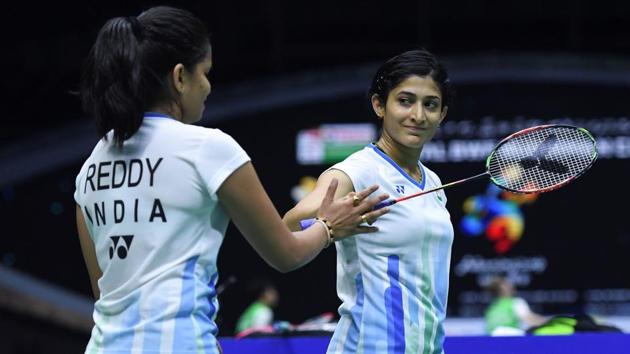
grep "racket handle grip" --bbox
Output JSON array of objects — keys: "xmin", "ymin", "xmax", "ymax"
[
  {"xmin": 300, "ymin": 218, "xmax": 316, "ymax": 230},
  {"xmin": 374, "ymin": 199, "xmax": 395, "ymax": 210}
]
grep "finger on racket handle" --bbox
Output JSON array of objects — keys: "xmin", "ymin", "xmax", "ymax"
[{"xmin": 373, "ymin": 199, "xmax": 396, "ymax": 210}]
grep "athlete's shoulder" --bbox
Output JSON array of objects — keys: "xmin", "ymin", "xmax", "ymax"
[
  {"xmin": 163, "ymin": 123, "xmax": 241, "ymax": 150},
  {"xmin": 333, "ymin": 145, "xmax": 377, "ymax": 171},
  {"xmin": 198, "ymin": 128, "xmax": 244, "ymax": 152},
  {"xmin": 328, "ymin": 146, "xmax": 380, "ymax": 190},
  {"xmin": 164, "ymin": 121, "xmax": 223, "ymax": 139}
]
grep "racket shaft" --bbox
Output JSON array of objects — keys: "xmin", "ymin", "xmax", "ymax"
[{"xmin": 374, "ymin": 172, "xmax": 489, "ymax": 210}]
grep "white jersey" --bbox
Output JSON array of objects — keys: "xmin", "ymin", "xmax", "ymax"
[
  {"xmin": 327, "ymin": 144, "xmax": 454, "ymax": 354},
  {"xmin": 74, "ymin": 113, "xmax": 250, "ymax": 354}
]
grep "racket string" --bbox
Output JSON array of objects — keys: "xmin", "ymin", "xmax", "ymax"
[{"xmin": 488, "ymin": 126, "xmax": 596, "ymax": 192}]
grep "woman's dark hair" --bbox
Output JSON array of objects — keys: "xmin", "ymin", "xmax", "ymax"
[
  {"xmin": 368, "ymin": 48, "xmax": 454, "ymax": 111},
  {"xmin": 80, "ymin": 6, "xmax": 210, "ymax": 146}
]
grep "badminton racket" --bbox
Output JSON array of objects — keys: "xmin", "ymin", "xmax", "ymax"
[{"xmin": 373, "ymin": 124, "xmax": 597, "ymax": 210}]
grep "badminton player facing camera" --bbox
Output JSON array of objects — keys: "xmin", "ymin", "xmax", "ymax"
[
  {"xmin": 73, "ymin": 6, "xmax": 389, "ymax": 353},
  {"xmin": 284, "ymin": 49, "xmax": 455, "ymax": 354}
]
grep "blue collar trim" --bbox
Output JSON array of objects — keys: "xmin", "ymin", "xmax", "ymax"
[
  {"xmin": 369, "ymin": 143, "xmax": 426, "ymax": 189},
  {"xmin": 144, "ymin": 112, "xmax": 176, "ymax": 120}
]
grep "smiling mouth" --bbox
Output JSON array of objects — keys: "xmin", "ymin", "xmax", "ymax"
[{"xmin": 403, "ymin": 126, "xmax": 427, "ymax": 133}]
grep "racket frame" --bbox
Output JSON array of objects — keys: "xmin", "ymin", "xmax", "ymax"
[
  {"xmin": 374, "ymin": 124, "xmax": 598, "ymax": 210},
  {"xmin": 487, "ymin": 124, "xmax": 598, "ymax": 194}
]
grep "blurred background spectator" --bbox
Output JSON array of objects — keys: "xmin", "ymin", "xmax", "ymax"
[
  {"xmin": 484, "ymin": 276, "xmax": 548, "ymax": 335},
  {"xmin": 235, "ymin": 279, "xmax": 279, "ymax": 334}
]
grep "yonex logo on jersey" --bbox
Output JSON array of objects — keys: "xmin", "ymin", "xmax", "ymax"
[
  {"xmin": 395, "ymin": 185, "xmax": 405, "ymax": 194},
  {"xmin": 109, "ymin": 235, "xmax": 134, "ymax": 259}
]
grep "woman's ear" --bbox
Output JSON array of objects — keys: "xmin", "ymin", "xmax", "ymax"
[
  {"xmin": 439, "ymin": 106, "xmax": 448, "ymax": 123},
  {"xmin": 371, "ymin": 94, "xmax": 385, "ymax": 119},
  {"xmin": 171, "ymin": 63, "xmax": 186, "ymax": 94}
]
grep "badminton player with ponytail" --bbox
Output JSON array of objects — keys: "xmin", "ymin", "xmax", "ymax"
[
  {"xmin": 284, "ymin": 48, "xmax": 455, "ymax": 354},
  {"xmin": 74, "ymin": 6, "xmax": 388, "ymax": 354}
]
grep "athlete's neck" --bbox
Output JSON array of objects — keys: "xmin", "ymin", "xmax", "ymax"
[
  {"xmin": 147, "ymin": 103, "xmax": 183, "ymax": 122},
  {"xmin": 375, "ymin": 136, "xmax": 423, "ymax": 181}
]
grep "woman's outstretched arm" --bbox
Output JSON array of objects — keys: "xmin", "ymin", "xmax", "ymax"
[{"xmin": 218, "ymin": 162, "xmax": 388, "ymax": 272}]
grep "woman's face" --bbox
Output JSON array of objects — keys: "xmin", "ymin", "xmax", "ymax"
[
  {"xmin": 374, "ymin": 75, "xmax": 447, "ymax": 150},
  {"xmin": 179, "ymin": 51, "xmax": 213, "ymax": 124}
]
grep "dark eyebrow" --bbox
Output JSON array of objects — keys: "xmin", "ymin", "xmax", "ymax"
[
  {"xmin": 397, "ymin": 91, "xmax": 417, "ymax": 97},
  {"xmin": 397, "ymin": 91, "xmax": 441, "ymax": 101}
]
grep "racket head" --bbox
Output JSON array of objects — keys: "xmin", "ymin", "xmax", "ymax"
[{"xmin": 485, "ymin": 124, "xmax": 598, "ymax": 194}]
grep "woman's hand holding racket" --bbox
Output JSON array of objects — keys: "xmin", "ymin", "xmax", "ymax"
[
  {"xmin": 315, "ymin": 179, "xmax": 390, "ymax": 240},
  {"xmin": 302, "ymin": 125, "xmax": 597, "ymax": 231}
]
